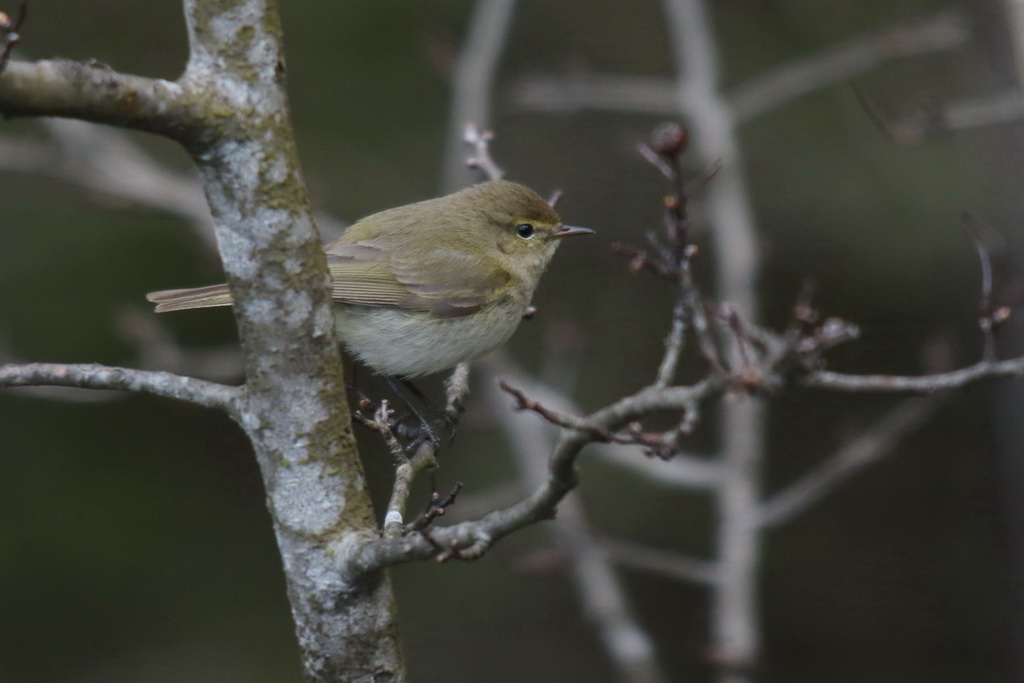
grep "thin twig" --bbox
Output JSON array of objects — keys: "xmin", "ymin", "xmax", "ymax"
[
  {"xmin": 630, "ymin": 123, "xmax": 707, "ymax": 389},
  {"xmin": 353, "ymin": 399, "xmax": 405, "ymax": 461},
  {"xmin": 485, "ymin": 354, "xmax": 721, "ymax": 489},
  {"xmin": 963, "ymin": 214, "xmax": 1005, "ymax": 363},
  {"xmin": 499, "ymin": 378, "xmax": 699, "ymax": 459},
  {"xmin": 965, "ymin": 215, "xmax": 994, "ymax": 324},
  {"xmin": 664, "ymin": 0, "xmax": 765, "ymax": 675},
  {"xmin": 638, "ymin": 141, "xmax": 675, "ymax": 179},
  {"xmin": 383, "ymin": 440, "xmax": 438, "ymax": 539},
  {"xmin": 602, "ymin": 538, "xmax": 719, "ymax": 585},
  {"xmin": 805, "ymin": 358, "xmax": 1024, "ymax": 392},
  {"xmin": 655, "ymin": 292, "xmax": 689, "ymax": 387},
  {"xmin": 462, "ymin": 123, "xmax": 504, "ymax": 182},
  {"xmin": 407, "ymin": 482, "xmax": 464, "ymax": 532},
  {"xmin": 500, "ymin": 379, "xmax": 620, "ymax": 440},
  {"xmin": 377, "ymin": 365, "xmax": 470, "ymax": 538}
]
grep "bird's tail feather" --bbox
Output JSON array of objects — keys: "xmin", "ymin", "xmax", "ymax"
[{"xmin": 146, "ymin": 284, "xmax": 234, "ymax": 313}]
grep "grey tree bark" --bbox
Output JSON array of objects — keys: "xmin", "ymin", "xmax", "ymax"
[{"xmin": 0, "ymin": 1, "xmax": 404, "ymax": 680}]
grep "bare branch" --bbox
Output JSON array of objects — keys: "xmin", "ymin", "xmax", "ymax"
[
  {"xmin": 0, "ymin": 59, "xmax": 197, "ymax": 139},
  {"xmin": 440, "ymin": 0, "xmax": 518, "ymax": 192},
  {"xmin": 638, "ymin": 141, "xmax": 676, "ymax": 179},
  {"xmin": 805, "ymin": 358, "xmax": 1024, "ymax": 392},
  {"xmin": 663, "ymin": 0, "xmax": 767, "ymax": 674},
  {"xmin": 352, "ymin": 399, "xmax": 406, "ymax": 460},
  {"xmin": 346, "ymin": 368, "xmax": 722, "ymax": 574},
  {"xmin": 500, "ymin": 377, "xmax": 711, "ymax": 460},
  {"xmin": 499, "ymin": 379, "xmax": 620, "ymax": 440},
  {"xmin": 510, "ymin": 10, "xmax": 968, "ymax": 123},
  {"xmin": 486, "ymin": 354, "xmax": 721, "ymax": 488},
  {"xmin": 965, "ymin": 216, "xmax": 995, "ymax": 325},
  {"xmin": 656, "ymin": 294, "xmax": 690, "ymax": 387},
  {"xmin": 355, "ymin": 364, "xmax": 470, "ymax": 538},
  {"xmin": 0, "ymin": 312, "xmax": 242, "ymax": 403},
  {"xmin": 406, "ymin": 482, "xmax": 464, "ymax": 532},
  {"xmin": 511, "ymin": 74, "xmax": 676, "ymax": 115},
  {"xmin": 0, "ymin": 362, "xmax": 240, "ymax": 415},
  {"xmin": 383, "ymin": 440, "xmax": 439, "ymax": 539},
  {"xmin": 0, "ymin": 119, "xmax": 214, "ymax": 245},
  {"xmin": 629, "ymin": 124, "xmax": 706, "ymax": 389},
  {"xmin": 558, "ymin": 519, "xmax": 668, "ymax": 683},
  {"xmin": 602, "ymin": 538, "xmax": 719, "ymax": 586},
  {"xmin": 483, "ymin": 361, "xmax": 668, "ymax": 683},
  {"xmin": 462, "ymin": 124, "xmax": 505, "ymax": 182},
  {"xmin": 372, "ymin": 364, "xmax": 473, "ymax": 538},
  {"xmin": 887, "ymin": 89, "xmax": 1024, "ymax": 142},
  {"xmin": 729, "ymin": 9, "xmax": 969, "ymax": 122},
  {"xmin": 758, "ymin": 396, "xmax": 946, "ymax": 528}
]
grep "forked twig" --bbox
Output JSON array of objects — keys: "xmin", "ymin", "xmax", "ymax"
[{"xmin": 463, "ymin": 123, "xmax": 504, "ymax": 182}]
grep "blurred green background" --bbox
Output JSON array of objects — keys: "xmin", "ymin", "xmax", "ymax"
[{"xmin": 0, "ymin": 1, "xmax": 1018, "ymax": 681}]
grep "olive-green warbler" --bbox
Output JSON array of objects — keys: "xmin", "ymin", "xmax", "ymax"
[{"xmin": 147, "ymin": 180, "xmax": 592, "ymax": 377}]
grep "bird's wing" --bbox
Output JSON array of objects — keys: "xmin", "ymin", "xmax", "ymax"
[{"xmin": 324, "ymin": 240, "xmax": 512, "ymax": 318}]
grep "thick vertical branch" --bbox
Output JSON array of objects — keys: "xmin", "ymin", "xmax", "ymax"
[
  {"xmin": 663, "ymin": 0, "xmax": 764, "ymax": 678},
  {"xmin": 0, "ymin": 0, "xmax": 405, "ymax": 672},
  {"xmin": 177, "ymin": 2, "xmax": 400, "ymax": 680},
  {"xmin": 440, "ymin": 0, "xmax": 518, "ymax": 193}
]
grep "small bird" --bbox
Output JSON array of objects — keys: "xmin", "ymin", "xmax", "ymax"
[{"xmin": 147, "ymin": 180, "xmax": 592, "ymax": 378}]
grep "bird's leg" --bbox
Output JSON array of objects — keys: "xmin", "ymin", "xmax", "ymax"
[
  {"xmin": 403, "ymin": 376, "xmax": 463, "ymax": 439},
  {"xmin": 384, "ymin": 375, "xmax": 443, "ymax": 447},
  {"xmin": 398, "ymin": 377, "xmax": 430, "ymax": 404}
]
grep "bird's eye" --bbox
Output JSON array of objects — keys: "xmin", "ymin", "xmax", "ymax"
[{"xmin": 516, "ymin": 223, "xmax": 535, "ymax": 239}]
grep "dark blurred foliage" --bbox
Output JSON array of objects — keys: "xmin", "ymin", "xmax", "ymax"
[{"xmin": 0, "ymin": 1, "xmax": 1014, "ymax": 681}]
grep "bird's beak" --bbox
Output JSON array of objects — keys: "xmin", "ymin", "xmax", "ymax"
[{"xmin": 553, "ymin": 224, "xmax": 595, "ymax": 238}]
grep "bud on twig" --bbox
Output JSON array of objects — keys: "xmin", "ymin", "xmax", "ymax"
[{"xmin": 650, "ymin": 122, "xmax": 690, "ymax": 157}]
